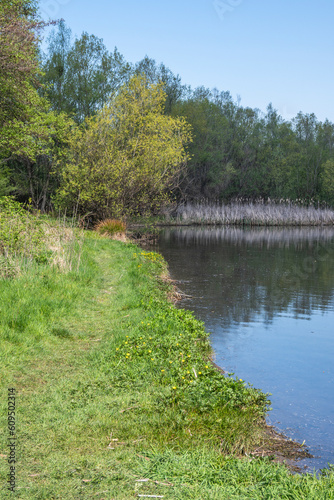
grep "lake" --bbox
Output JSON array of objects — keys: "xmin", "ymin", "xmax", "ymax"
[{"xmin": 155, "ymin": 226, "xmax": 334, "ymax": 472}]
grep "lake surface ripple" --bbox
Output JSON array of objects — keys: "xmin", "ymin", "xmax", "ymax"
[{"xmin": 156, "ymin": 226, "xmax": 334, "ymax": 472}]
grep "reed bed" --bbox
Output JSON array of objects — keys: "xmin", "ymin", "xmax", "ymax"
[
  {"xmin": 174, "ymin": 201, "xmax": 334, "ymax": 226},
  {"xmin": 162, "ymin": 226, "xmax": 334, "ymax": 249}
]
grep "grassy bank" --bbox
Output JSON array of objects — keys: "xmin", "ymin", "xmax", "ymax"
[
  {"xmin": 171, "ymin": 201, "xmax": 334, "ymax": 226},
  {"xmin": 1, "ymin": 228, "xmax": 334, "ymax": 498}
]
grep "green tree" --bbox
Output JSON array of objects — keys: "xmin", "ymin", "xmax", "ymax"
[
  {"xmin": 135, "ymin": 56, "xmax": 187, "ymax": 114},
  {"xmin": 55, "ymin": 75, "xmax": 192, "ymax": 218},
  {"xmin": 321, "ymin": 159, "xmax": 334, "ymax": 204},
  {"xmin": 39, "ymin": 20, "xmax": 72, "ymax": 113},
  {"xmin": 0, "ymin": 0, "xmax": 54, "ymax": 159},
  {"xmin": 41, "ymin": 27, "xmax": 132, "ymax": 122}
]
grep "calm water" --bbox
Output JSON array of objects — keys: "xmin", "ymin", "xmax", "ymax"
[{"xmin": 155, "ymin": 226, "xmax": 334, "ymax": 472}]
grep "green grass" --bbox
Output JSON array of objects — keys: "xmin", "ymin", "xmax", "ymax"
[{"xmin": 0, "ymin": 232, "xmax": 333, "ymax": 498}]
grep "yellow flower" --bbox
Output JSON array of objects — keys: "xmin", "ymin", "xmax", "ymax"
[
  {"xmin": 198, "ymin": 372, "xmax": 202, "ymax": 375},
  {"xmin": 205, "ymin": 365, "xmax": 209, "ymax": 368},
  {"xmin": 116, "ymin": 348, "xmax": 119, "ymax": 351},
  {"xmin": 182, "ymin": 376, "xmax": 185, "ymax": 379},
  {"xmin": 172, "ymin": 386, "xmax": 177, "ymax": 390},
  {"xmin": 161, "ymin": 369, "xmax": 165, "ymax": 372},
  {"xmin": 187, "ymin": 371, "xmax": 190, "ymax": 374},
  {"xmin": 148, "ymin": 350, "xmax": 152, "ymax": 353},
  {"xmin": 182, "ymin": 360, "xmax": 185, "ymax": 363},
  {"xmin": 169, "ymin": 361, "xmax": 172, "ymax": 364},
  {"xmin": 239, "ymin": 379, "xmax": 243, "ymax": 382},
  {"xmin": 187, "ymin": 355, "xmax": 191, "ymax": 358},
  {"xmin": 151, "ymin": 358, "xmax": 154, "ymax": 361}
]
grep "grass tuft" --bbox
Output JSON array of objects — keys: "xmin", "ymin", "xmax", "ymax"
[{"xmin": 94, "ymin": 218, "xmax": 127, "ymax": 236}]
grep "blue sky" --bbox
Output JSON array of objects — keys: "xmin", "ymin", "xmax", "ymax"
[{"xmin": 40, "ymin": 0, "xmax": 334, "ymax": 122}]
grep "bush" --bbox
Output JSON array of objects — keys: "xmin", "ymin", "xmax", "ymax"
[{"xmin": 0, "ymin": 197, "xmax": 46, "ymax": 260}]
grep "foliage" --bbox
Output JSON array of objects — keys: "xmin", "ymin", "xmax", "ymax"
[
  {"xmin": 40, "ymin": 23, "xmax": 133, "ymax": 123},
  {"xmin": 172, "ymin": 91, "xmax": 334, "ymax": 206},
  {"xmin": 55, "ymin": 75, "xmax": 192, "ymax": 218},
  {"xmin": 0, "ymin": 197, "xmax": 83, "ymax": 278},
  {"xmin": 0, "ymin": 0, "xmax": 54, "ymax": 160},
  {"xmin": 7, "ymin": 109, "xmax": 76, "ymax": 211},
  {"xmin": 0, "ymin": 197, "xmax": 46, "ymax": 261},
  {"xmin": 321, "ymin": 159, "xmax": 334, "ymax": 203}
]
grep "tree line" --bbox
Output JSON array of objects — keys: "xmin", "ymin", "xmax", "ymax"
[{"xmin": 1, "ymin": 1, "xmax": 334, "ymax": 220}]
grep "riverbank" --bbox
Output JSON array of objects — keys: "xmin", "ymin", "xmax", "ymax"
[{"xmin": 1, "ymin": 232, "xmax": 333, "ymax": 498}]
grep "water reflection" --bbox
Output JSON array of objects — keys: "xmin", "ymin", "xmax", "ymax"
[{"xmin": 156, "ymin": 226, "xmax": 334, "ymax": 471}]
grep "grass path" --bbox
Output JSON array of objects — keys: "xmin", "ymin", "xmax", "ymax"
[{"xmin": 1, "ymin": 235, "xmax": 333, "ymax": 499}]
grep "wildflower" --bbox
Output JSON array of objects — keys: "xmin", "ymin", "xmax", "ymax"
[
  {"xmin": 116, "ymin": 348, "xmax": 119, "ymax": 351},
  {"xmin": 187, "ymin": 355, "xmax": 191, "ymax": 358},
  {"xmin": 182, "ymin": 360, "xmax": 185, "ymax": 363},
  {"xmin": 169, "ymin": 361, "xmax": 172, "ymax": 364},
  {"xmin": 148, "ymin": 350, "xmax": 152, "ymax": 353},
  {"xmin": 205, "ymin": 365, "xmax": 209, "ymax": 368},
  {"xmin": 198, "ymin": 372, "xmax": 202, "ymax": 375},
  {"xmin": 172, "ymin": 386, "xmax": 177, "ymax": 390},
  {"xmin": 239, "ymin": 379, "xmax": 243, "ymax": 382},
  {"xmin": 161, "ymin": 369, "xmax": 165, "ymax": 372}
]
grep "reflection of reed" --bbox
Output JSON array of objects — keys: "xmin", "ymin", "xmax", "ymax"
[{"xmin": 162, "ymin": 226, "xmax": 334, "ymax": 249}]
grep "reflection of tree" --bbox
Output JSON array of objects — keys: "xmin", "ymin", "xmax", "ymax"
[{"xmin": 158, "ymin": 227, "xmax": 334, "ymax": 328}]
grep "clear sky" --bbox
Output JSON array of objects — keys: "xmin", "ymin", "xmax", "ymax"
[{"xmin": 39, "ymin": 0, "xmax": 334, "ymax": 122}]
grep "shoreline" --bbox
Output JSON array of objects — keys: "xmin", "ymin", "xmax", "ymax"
[{"xmin": 136, "ymin": 239, "xmax": 316, "ymax": 474}]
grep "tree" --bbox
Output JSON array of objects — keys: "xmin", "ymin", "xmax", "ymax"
[
  {"xmin": 135, "ymin": 56, "xmax": 187, "ymax": 114},
  {"xmin": 0, "ymin": 0, "xmax": 54, "ymax": 159},
  {"xmin": 41, "ymin": 27, "xmax": 132, "ymax": 122},
  {"xmin": 39, "ymin": 20, "xmax": 72, "ymax": 113},
  {"xmin": 8, "ymin": 110, "xmax": 75, "ymax": 211},
  {"xmin": 321, "ymin": 159, "xmax": 334, "ymax": 204},
  {"xmin": 55, "ymin": 75, "xmax": 192, "ymax": 218}
]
